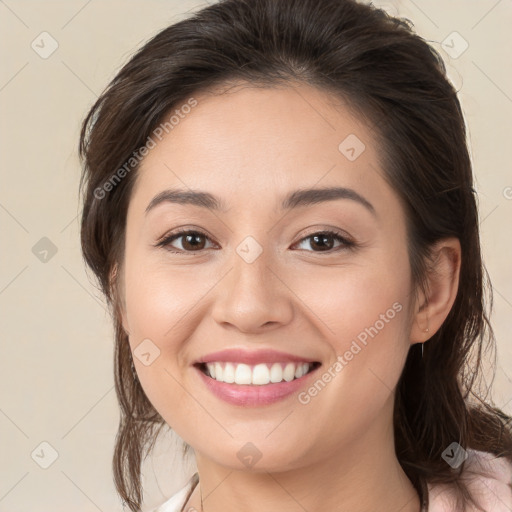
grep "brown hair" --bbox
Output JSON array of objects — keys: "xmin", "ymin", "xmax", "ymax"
[{"xmin": 78, "ymin": 0, "xmax": 512, "ymax": 510}]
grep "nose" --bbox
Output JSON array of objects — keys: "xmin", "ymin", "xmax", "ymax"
[{"xmin": 210, "ymin": 246, "xmax": 294, "ymax": 334}]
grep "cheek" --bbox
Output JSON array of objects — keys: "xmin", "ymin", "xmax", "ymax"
[
  {"xmin": 124, "ymin": 256, "xmax": 196, "ymax": 343},
  {"xmin": 289, "ymin": 254, "xmax": 412, "ymax": 418},
  {"xmin": 291, "ymin": 256, "xmax": 411, "ymax": 356},
  {"xmin": 122, "ymin": 257, "xmax": 203, "ymax": 428}
]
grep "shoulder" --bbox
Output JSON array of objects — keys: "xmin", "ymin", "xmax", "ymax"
[
  {"xmin": 427, "ymin": 448, "xmax": 512, "ymax": 512},
  {"xmin": 151, "ymin": 472, "xmax": 199, "ymax": 512}
]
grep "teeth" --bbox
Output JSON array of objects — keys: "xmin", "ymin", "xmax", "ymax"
[
  {"xmin": 283, "ymin": 362, "xmax": 295, "ymax": 382},
  {"xmin": 235, "ymin": 363, "xmax": 252, "ymax": 384},
  {"xmin": 214, "ymin": 362, "xmax": 223, "ymax": 381},
  {"xmin": 252, "ymin": 363, "xmax": 270, "ymax": 385},
  {"xmin": 204, "ymin": 362, "xmax": 313, "ymax": 385},
  {"xmin": 270, "ymin": 363, "xmax": 283, "ymax": 383},
  {"xmin": 223, "ymin": 362, "xmax": 235, "ymax": 383},
  {"xmin": 207, "ymin": 363, "xmax": 216, "ymax": 379},
  {"xmin": 295, "ymin": 363, "xmax": 309, "ymax": 379}
]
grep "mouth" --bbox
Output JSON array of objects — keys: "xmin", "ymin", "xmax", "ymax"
[
  {"xmin": 194, "ymin": 361, "xmax": 322, "ymax": 385},
  {"xmin": 194, "ymin": 360, "xmax": 322, "ymax": 406},
  {"xmin": 192, "ymin": 348, "xmax": 323, "ymax": 406}
]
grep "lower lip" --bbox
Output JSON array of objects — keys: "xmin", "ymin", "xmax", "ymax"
[{"xmin": 194, "ymin": 365, "xmax": 320, "ymax": 406}]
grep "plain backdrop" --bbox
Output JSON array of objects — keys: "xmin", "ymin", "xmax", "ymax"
[{"xmin": 1, "ymin": 0, "xmax": 511, "ymax": 510}]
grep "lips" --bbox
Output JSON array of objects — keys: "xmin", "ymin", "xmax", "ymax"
[
  {"xmin": 192, "ymin": 348, "xmax": 322, "ymax": 406},
  {"xmin": 194, "ymin": 348, "xmax": 318, "ymax": 365}
]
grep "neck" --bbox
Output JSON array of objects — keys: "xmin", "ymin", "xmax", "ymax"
[{"xmin": 185, "ymin": 406, "xmax": 421, "ymax": 512}]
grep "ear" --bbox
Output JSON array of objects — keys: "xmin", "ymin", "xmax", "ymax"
[
  {"xmin": 110, "ymin": 262, "xmax": 130, "ymax": 336},
  {"xmin": 410, "ymin": 237, "xmax": 461, "ymax": 344}
]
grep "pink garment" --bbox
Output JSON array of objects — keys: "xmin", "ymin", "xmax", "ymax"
[{"xmin": 427, "ymin": 449, "xmax": 512, "ymax": 511}]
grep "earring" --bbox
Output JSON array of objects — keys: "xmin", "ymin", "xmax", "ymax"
[{"xmin": 422, "ymin": 320, "xmax": 430, "ymax": 358}]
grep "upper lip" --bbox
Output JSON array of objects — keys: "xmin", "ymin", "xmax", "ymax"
[{"xmin": 194, "ymin": 348, "xmax": 319, "ymax": 365}]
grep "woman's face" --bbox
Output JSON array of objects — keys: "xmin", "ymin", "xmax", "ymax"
[{"xmin": 119, "ymin": 82, "xmax": 418, "ymax": 471}]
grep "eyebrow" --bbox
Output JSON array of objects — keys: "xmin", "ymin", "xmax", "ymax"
[{"xmin": 145, "ymin": 186, "xmax": 376, "ymax": 217}]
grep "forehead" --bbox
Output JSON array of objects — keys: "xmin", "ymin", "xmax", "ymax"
[{"xmin": 130, "ymin": 82, "xmax": 395, "ymax": 217}]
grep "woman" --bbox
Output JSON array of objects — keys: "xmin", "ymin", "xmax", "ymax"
[{"xmin": 78, "ymin": 0, "xmax": 512, "ymax": 511}]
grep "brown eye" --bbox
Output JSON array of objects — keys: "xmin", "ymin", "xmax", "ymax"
[
  {"xmin": 156, "ymin": 230, "xmax": 214, "ymax": 253},
  {"xmin": 156, "ymin": 228, "xmax": 355, "ymax": 255},
  {"xmin": 293, "ymin": 230, "xmax": 355, "ymax": 253}
]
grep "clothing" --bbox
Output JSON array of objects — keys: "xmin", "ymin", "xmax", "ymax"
[
  {"xmin": 426, "ymin": 449, "xmax": 512, "ymax": 512},
  {"xmin": 152, "ymin": 449, "xmax": 512, "ymax": 512},
  {"xmin": 153, "ymin": 472, "xmax": 199, "ymax": 512}
]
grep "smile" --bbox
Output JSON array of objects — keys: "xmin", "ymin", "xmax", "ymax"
[
  {"xmin": 192, "ymin": 362, "xmax": 321, "ymax": 407},
  {"xmin": 196, "ymin": 361, "xmax": 320, "ymax": 385}
]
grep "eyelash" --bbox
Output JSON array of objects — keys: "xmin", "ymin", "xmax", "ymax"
[{"xmin": 155, "ymin": 228, "xmax": 356, "ymax": 255}]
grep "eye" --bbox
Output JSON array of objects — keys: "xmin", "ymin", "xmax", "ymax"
[
  {"xmin": 155, "ymin": 228, "xmax": 355, "ymax": 254},
  {"xmin": 292, "ymin": 230, "xmax": 355, "ymax": 253},
  {"xmin": 155, "ymin": 228, "xmax": 216, "ymax": 253}
]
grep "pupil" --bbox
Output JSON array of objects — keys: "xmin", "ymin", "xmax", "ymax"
[
  {"xmin": 312, "ymin": 233, "xmax": 333, "ymax": 251},
  {"xmin": 185, "ymin": 233, "xmax": 204, "ymax": 250}
]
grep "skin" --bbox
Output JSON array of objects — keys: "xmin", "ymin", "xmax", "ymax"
[{"xmin": 117, "ymin": 82, "xmax": 461, "ymax": 512}]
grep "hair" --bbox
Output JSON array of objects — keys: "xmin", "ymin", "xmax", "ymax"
[{"xmin": 78, "ymin": 0, "xmax": 512, "ymax": 510}]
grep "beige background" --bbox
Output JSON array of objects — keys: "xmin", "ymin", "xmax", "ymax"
[{"xmin": 1, "ymin": 0, "xmax": 511, "ymax": 510}]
